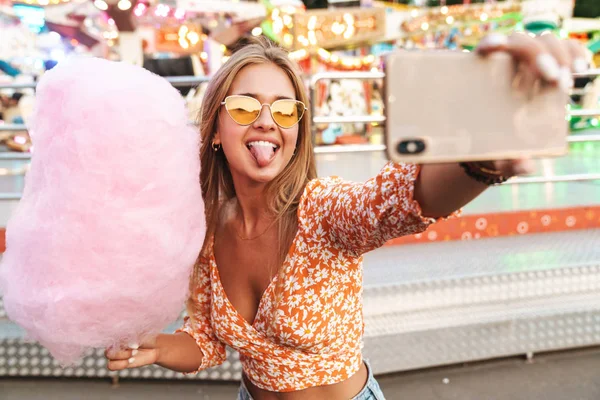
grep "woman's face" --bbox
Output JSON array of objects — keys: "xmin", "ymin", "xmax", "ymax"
[{"xmin": 215, "ymin": 63, "xmax": 300, "ymax": 187}]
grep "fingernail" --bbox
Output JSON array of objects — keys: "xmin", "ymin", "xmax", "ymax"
[
  {"xmin": 559, "ymin": 67, "xmax": 574, "ymax": 92},
  {"xmin": 480, "ymin": 33, "xmax": 508, "ymax": 48},
  {"xmin": 131, "ymin": 349, "xmax": 138, "ymax": 356},
  {"xmin": 129, "ymin": 343, "xmax": 139, "ymax": 350},
  {"xmin": 573, "ymin": 58, "xmax": 588, "ymax": 74},
  {"xmin": 536, "ymin": 54, "xmax": 560, "ymax": 82},
  {"xmin": 128, "ymin": 357, "xmax": 135, "ymax": 364}
]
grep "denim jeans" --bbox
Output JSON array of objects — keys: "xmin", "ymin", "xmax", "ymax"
[{"xmin": 237, "ymin": 360, "xmax": 386, "ymax": 400}]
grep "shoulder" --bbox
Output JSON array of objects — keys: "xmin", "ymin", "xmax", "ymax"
[
  {"xmin": 383, "ymin": 161, "xmax": 418, "ymax": 176},
  {"xmin": 297, "ymin": 162, "xmax": 418, "ymax": 208},
  {"xmin": 300, "ymin": 162, "xmax": 417, "ymax": 198},
  {"xmin": 304, "ymin": 175, "xmax": 345, "ymax": 195},
  {"xmin": 297, "ymin": 175, "xmax": 346, "ymax": 224},
  {"xmin": 198, "ymin": 233, "xmax": 215, "ymax": 269},
  {"xmin": 299, "ymin": 175, "xmax": 348, "ymax": 209}
]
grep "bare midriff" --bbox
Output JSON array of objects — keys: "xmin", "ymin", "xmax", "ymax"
[{"xmin": 243, "ymin": 362, "xmax": 368, "ymax": 400}]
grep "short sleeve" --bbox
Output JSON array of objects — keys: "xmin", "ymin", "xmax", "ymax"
[
  {"xmin": 298, "ymin": 162, "xmax": 454, "ymax": 256},
  {"xmin": 175, "ymin": 257, "xmax": 227, "ymax": 372}
]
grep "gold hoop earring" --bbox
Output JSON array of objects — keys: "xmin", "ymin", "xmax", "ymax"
[{"xmin": 212, "ymin": 142, "xmax": 221, "ymax": 152}]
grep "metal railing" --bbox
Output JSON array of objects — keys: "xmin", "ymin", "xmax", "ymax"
[
  {"xmin": 309, "ymin": 69, "xmax": 600, "ymax": 186},
  {"xmin": 309, "ymin": 70, "xmax": 600, "ymax": 127},
  {"xmin": 312, "ymin": 134, "xmax": 600, "ymax": 154},
  {"xmin": 0, "ymin": 124, "xmax": 27, "ymax": 132},
  {"xmin": 0, "ymin": 131, "xmax": 595, "ymax": 160},
  {"xmin": 313, "ymin": 115, "xmax": 386, "ymax": 124},
  {"xmin": 574, "ymin": 68, "xmax": 600, "ymax": 78},
  {"xmin": 0, "ymin": 69, "xmax": 598, "ymax": 193},
  {"xmin": 0, "ymin": 75, "xmax": 211, "ymax": 132},
  {"xmin": 0, "ymin": 82, "xmax": 37, "ymax": 90},
  {"xmin": 309, "ymin": 71, "xmax": 385, "ymax": 135},
  {"xmin": 570, "ymin": 109, "xmax": 600, "ymax": 118},
  {"xmin": 0, "ymin": 76, "xmax": 210, "ymax": 91},
  {"xmin": 505, "ymin": 173, "xmax": 600, "ymax": 185},
  {"xmin": 0, "ymin": 193, "xmax": 25, "ymax": 200},
  {"xmin": 0, "ymin": 153, "xmax": 33, "ymax": 160}
]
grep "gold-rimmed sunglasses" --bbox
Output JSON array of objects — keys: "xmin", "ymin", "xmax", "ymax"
[{"xmin": 221, "ymin": 95, "xmax": 307, "ymax": 129}]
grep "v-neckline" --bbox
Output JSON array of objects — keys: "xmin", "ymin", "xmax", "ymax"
[{"xmin": 209, "ymin": 235, "xmax": 296, "ymax": 329}]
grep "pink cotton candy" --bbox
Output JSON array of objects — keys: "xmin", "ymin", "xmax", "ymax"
[{"xmin": 0, "ymin": 57, "xmax": 205, "ymax": 365}]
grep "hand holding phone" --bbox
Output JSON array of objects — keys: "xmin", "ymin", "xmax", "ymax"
[{"xmin": 383, "ymin": 33, "xmax": 588, "ymax": 169}]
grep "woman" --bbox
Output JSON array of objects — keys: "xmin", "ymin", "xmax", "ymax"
[{"xmin": 106, "ymin": 34, "xmax": 588, "ymax": 399}]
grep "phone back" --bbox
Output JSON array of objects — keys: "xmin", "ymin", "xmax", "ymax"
[{"xmin": 383, "ymin": 51, "xmax": 569, "ymax": 164}]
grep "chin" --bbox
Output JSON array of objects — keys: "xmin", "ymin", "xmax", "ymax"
[
  {"xmin": 250, "ymin": 157, "xmax": 293, "ymax": 183},
  {"xmin": 249, "ymin": 165, "xmax": 284, "ymax": 183}
]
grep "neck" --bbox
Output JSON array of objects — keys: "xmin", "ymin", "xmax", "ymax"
[{"xmin": 232, "ymin": 181, "xmax": 274, "ymax": 239}]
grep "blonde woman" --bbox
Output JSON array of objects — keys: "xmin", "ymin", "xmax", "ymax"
[{"xmin": 106, "ymin": 34, "xmax": 588, "ymax": 399}]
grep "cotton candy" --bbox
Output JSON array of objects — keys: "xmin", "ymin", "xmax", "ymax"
[{"xmin": 0, "ymin": 57, "xmax": 205, "ymax": 365}]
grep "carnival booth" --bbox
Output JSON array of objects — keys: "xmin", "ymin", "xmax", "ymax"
[
  {"xmin": 0, "ymin": 0, "xmax": 115, "ymax": 152},
  {"xmin": 563, "ymin": 17, "xmax": 600, "ymax": 133},
  {"xmin": 399, "ymin": 2, "xmax": 522, "ymax": 50},
  {"xmin": 1, "ymin": 0, "xmax": 600, "ymax": 388},
  {"xmin": 262, "ymin": 1, "xmax": 386, "ymax": 146}
]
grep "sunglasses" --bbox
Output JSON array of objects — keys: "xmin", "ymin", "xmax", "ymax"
[{"xmin": 221, "ymin": 95, "xmax": 307, "ymax": 129}]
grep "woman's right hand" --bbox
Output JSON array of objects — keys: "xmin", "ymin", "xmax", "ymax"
[{"xmin": 104, "ymin": 337, "xmax": 160, "ymax": 371}]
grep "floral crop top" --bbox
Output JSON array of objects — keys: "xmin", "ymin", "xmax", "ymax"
[{"xmin": 177, "ymin": 162, "xmax": 437, "ymax": 392}]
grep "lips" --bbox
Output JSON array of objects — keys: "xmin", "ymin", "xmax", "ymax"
[{"xmin": 246, "ymin": 140, "xmax": 279, "ymax": 167}]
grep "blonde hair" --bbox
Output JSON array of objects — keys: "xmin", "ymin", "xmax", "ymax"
[{"xmin": 196, "ymin": 37, "xmax": 317, "ymax": 268}]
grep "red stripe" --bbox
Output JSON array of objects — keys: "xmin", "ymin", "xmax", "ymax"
[{"xmin": 386, "ymin": 206, "xmax": 600, "ymax": 246}]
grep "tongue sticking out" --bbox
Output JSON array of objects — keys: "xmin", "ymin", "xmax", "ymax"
[{"xmin": 249, "ymin": 145, "xmax": 275, "ymax": 167}]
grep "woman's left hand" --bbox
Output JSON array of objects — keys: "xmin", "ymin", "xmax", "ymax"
[{"xmin": 473, "ymin": 32, "xmax": 590, "ymax": 177}]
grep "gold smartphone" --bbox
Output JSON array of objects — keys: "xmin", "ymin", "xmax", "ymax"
[{"xmin": 383, "ymin": 50, "xmax": 570, "ymax": 164}]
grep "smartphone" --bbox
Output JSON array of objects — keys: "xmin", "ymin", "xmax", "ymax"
[{"xmin": 383, "ymin": 50, "xmax": 570, "ymax": 164}]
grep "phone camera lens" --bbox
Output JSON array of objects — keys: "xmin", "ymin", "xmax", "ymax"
[{"xmin": 397, "ymin": 139, "xmax": 426, "ymax": 155}]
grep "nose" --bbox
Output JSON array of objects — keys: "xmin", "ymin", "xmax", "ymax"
[{"xmin": 252, "ymin": 104, "xmax": 276, "ymax": 131}]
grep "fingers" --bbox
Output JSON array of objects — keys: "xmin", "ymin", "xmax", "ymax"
[
  {"xmin": 564, "ymin": 39, "xmax": 590, "ymax": 73},
  {"xmin": 509, "ymin": 33, "xmax": 562, "ymax": 84},
  {"xmin": 476, "ymin": 32, "xmax": 590, "ymax": 92},
  {"xmin": 106, "ymin": 348, "xmax": 158, "ymax": 371},
  {"xmin": 476, "ymin": 32, "xmax": 510, "ymax": 54},
  {"xmin": 536, "ymin": 33, "xmax": 571, "ymax": 69},
  {"xmin": 536, "ymin": 32, "xmax": 573, "ymax": 90},
  {"xmin": 104, "ymin": 340, "xmax": 157, "ymax": 371},
  {"xmin": 106, "ymin": 348, "xmax": 157, "ymax": 371},
  {"xmin": 104, "ymin": 346, "xmax": 137, "ymax": 361},
  {"xmin": 474, "ymin": 33, "xmax": 588, "ymax": 176},
  {"xmin": 105, "ymin": 345, "xmax": 136, "ymax": 371},
  {"xmin": 477, "ymin": 32, "xmax": 560, "ymax": 84}
]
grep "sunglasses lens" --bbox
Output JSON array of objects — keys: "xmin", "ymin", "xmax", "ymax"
[
  {"xmin": 271, "ymin": 100, "xmax": 305, "ymax": 128},
  {"xmin": 225, "ymin": 96, "xmax": 261, "ymax": 125}
]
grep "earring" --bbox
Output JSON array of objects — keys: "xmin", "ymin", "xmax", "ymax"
[{"xmin": 212, "ymin": 141, "xmax": 221, "ymax": 152}]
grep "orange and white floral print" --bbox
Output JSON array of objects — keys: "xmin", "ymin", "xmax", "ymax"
[{"xmin": 177, "ymin": 162, "xmax": 435, "ymax": 392}]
